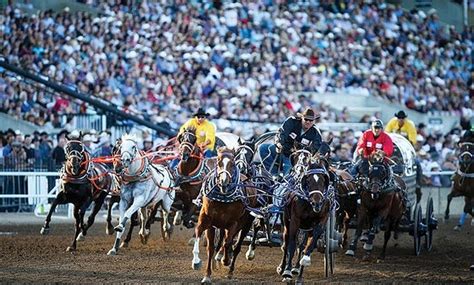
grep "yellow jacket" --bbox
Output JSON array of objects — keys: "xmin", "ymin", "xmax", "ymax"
[
  {"xmin": 179, "ymin": 118, "xmax": 216, "ymax": 151},
  {"xmin": 385, "ymin": 117, "xmax": 417, "ymax": 145}
]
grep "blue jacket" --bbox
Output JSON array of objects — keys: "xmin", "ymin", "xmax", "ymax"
[{"xmin": 275, "ymin": 116, "xmax": 322, "ymax": 156}]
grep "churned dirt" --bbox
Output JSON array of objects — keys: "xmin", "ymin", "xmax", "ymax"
[{"xmin": 0, "ymin": 217, "xmax": 473, "ymax": 284}]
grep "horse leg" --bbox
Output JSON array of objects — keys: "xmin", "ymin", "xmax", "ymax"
[
  {"xmin": 40, "ymin": 191, "xmax": 67, "ymax": 235},
  {"xmin": 277, "ymin": 215, "xmax": 290, "ymax": 275},
  {"xmin": 79, "ymin": 191, "xmax": 108, "ymax": 241},
  {"xmin": 192, "ymin": 216, "xmax": 207, "ymax": 270},
  {"xmin": 66, "ymin": 204, "xmax": 81, "ymax": 252},
  {"xmin": 144, "ymin": 202, "xmax": 159, "ymax": 239},
  {"xmin": 282, "ymin": 218, "xmax": 300, "ymax": 281},
  {"xmin": 378, "ymin": 220, "xmax": 393, "ymax": 261},
  {"xmin": 346, "ymin": 210, "xmax": 365, "ymax": 257},
  {"xmin": 292, "ymin": 232, "xmax": 308, "ymax": 277},
  {"xmin": 246, "ymin": 219, "xmax": 262, "ymax": 261},
  {"xmin": 445, "ymin": 192, "xmax": 455, "ymax": 220},
  {"xmin": 121, "ymin": 211, "xmax": 139, "ymax": 248},
  {"xmin": 222, "ymin": 223, "xmax": 240, "ymax": 267},
  {"xmin": 201, "ymin": 227, "xmax": 215, "ymax": 284},
  {"xmin": 161, "ymin": 190, "xmax": 175, "ymax": 240},
  {"xmin": 106, "ymin": 195, "xmax": 119, "ymax": 235},
  {"xmin": 214, "ymin": 229, "xmax": 225, "ymax": 263},
  {"xmin": 227, "ymin": 217, "xmax": 254, "ymax": 279},
  {"xmin": 139, "ymin": 207, "xmax": 149, "ymax": 245},
  {"xmin": 342, "ymin": 212, "xmax": 350, "ymax": 248},
  {"xmin": 108, "ymin": 195, "xmax": 142, "ymax": 255}
]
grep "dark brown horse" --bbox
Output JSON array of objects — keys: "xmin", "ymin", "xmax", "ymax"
[
  {"xmin": 278, "ymin": 151, "xmax": 333, "ymax": 283},
  {"xmin": 345, "ymin": 150, "xmax": 405, "ymax": 261},
  {"xmin": 174, "ymin": 127, "xmax": 214, "ymax": 228},
  {"xmin": 40, "ymin": 140, "xmax": 120, "ymax": 251},
  {"xmin": 191, "ymin": 147, "xmax": 257, "ymax": 284},
  {"xmin": 445, "ymin": 142, "xmax": 474, "ymax": 220}
]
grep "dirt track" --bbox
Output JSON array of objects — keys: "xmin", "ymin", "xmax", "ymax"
[{"xmin": 0, "ymin": 217, "xmax": 473, "ymax": 284}]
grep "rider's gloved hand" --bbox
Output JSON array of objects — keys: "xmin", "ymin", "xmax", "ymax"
[{"xmin": 275, "ymin": 143, "xmax": 283, "ymax": 154}]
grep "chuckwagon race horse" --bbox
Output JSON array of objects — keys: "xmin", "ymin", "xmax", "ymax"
[{"xmin": 40, "ymin": 140, "xmax": 120, "ymax": 251}]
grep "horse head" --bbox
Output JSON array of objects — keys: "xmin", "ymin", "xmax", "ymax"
[
  {"xmin": 216, "ymin": 147, "xmax": 236, "ymax": 193},
  {"xmin": 179, "ymin": 127, "xmax": 198, "ymax": 162},
  {"xmin": 65, "ymin": 140, "xmax": 86, "ymax": 176},
  {"xmin": 367, "ymin": 161, "xmax": 390, "ymax": 199},
  {"xmin": 369, "ymin": 149, "xmax": 386, "ymax": 164},
  {"xmin": 235, "ymin": 139, "xmax": 255, "ymax": 176},
  {"xmin": 304, "ymin": 160, "xmax": 330, "ymax": 213},
  {"xmin": 112, "ymin": 138, "xmax": 123, "ymax": 174},
  {"xmin": 120, "ymin": 134, "xmax": 139, "ymax": 170},
  {"xmin": 458, "ymin": 142, "xmax": 473, "ymax": 170},
  {"xmin": 291, "ymin": 149, "xmax": 312, "ymax": 180}
]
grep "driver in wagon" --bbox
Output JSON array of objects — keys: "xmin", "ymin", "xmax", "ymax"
[
  {"xmin": 259, "ymin": 107, "xmax": 322, "ymax": 177},
  {"xmin": 350, "ymin": 119, "xmax": 394, "ymax": 178}
]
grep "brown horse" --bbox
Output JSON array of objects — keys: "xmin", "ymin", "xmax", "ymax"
[
  {"xmin": 191, "ymin": 147, "xmax": 257, "ymax": 284},
  {"xmin": 40, "ymin": 140, "xmax": 120, "ymax": 251},
  {"xmin": 345, "ymin": 150, "xmax": 405, "ymax": 261},
  {"xmin": 277, "ymin": 151, "xmax": 333, "ymax": 283},
  {"xmin": 174, "ymin": 127, "xmax": 214, "ymax": 228},
  {"xmin": 445, "ymin": 142, "xmax": 474, "ymax": 220}
]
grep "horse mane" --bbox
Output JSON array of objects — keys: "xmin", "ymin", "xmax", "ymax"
[
  {"xmin": 218, "ymin": 146, "xmax": 234, "ymax": 155},
  {"xmin": 184, "ymin": 126, "xmax": 197, "ymax": 133}
]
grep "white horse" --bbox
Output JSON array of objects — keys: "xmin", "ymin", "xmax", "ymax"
[{"xmin": 107, "ymin": 134, "xmax": 175, "ymax": 256}]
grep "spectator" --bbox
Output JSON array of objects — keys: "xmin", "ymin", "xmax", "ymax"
[{"xmin": 51, "ymin": 138, "xmax": 66, "ymax": 170}]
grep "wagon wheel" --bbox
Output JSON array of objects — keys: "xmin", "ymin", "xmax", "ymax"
[
  {"xmin": 425, "ymin": 197, "xmax": 434, "ymax": 252},
  {"xmin": 413, "ymin": 203, "xmax": 422, "ymax": 256},
  {"xmin": 324, "ymin": 208, "xmax": 336, "ymax": 278}
]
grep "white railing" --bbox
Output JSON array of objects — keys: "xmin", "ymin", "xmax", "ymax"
[{"xmin": 0, "ymin": 172, "xmax": 72, "ymax": 218}]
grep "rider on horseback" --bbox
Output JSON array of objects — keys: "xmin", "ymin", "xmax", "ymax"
[{"xmin": 259, "ymin": 107, "xmax": 322, "ymax": 177}]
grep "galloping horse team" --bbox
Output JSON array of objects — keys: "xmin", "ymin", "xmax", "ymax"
[{"xmin": 39, "ymin": 124, "xmax": 472, "ymax": 283}]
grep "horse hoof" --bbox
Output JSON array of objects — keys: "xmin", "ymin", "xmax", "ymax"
[
  {"xmin": 277, "ymin": 266, "xmax": 284, "ymax": 275},
  {"xmin": 282, "ymin": 276, "xmax": 292, "ymax": 283},
  {"xmin": 245, "ymin": 249, "xmax": 255, "ymax": 261},
  {"xmin": 66, "ymin": 246, "xmax": 76, "ymax": 252},
  {"xmin": 291, "ymin": 268, "xmax": 300, "ymax": 276},
  {"xmin": 107, "ymin": 249, "xmax": 117, "ymax": 256},
  {"xmin": 201, "ymin": 276, "xmax": 211, "ymax": 284},
  {"xmin": 76, "ymin": 232, "xmax": 85, "ymax": 242},
  {"xmin": 345, "ymin": 249, "xmax": 355, "ymax": 256},
  {"xmin": 114, "ymin": 225, "xmax": 124, "ymax": 232},
  {"xmin": 106, "ymin": 226, "xmax": 114, "ymax": 235},
  {"xmin": 282, "ymin": 269, "xmax": 292, "ymax": 279},
  {"xmin": 40, "ymin": 227, "xmax": 50, "ymax": 235},
  {"xmin": 140, "ymin": 234, "xmax": 148, "ymax": 245},
  {"xmin": 360, "ymin": 234, "xmax": 368, "ymax": 242},
  {"xmin": 226, "ymin": 272, "xmax": 233, "ymax": 279},
  {"xmin": 363, "ymin": 243, "xmax": 373, "ymax": 251},
  {"xmin": 120, "ymin": 242, "xmax": 128, "ymax": 248},
  {"xmin": 377, "ymin": 257, "xmax": 385, "ymax": 263},
  {"xmin": 192, "ymin": 260, "xmax": 202, "ymax": 270}
]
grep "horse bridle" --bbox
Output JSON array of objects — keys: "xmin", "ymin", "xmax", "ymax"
[
  {"xmin": 121, "ymin": 138, "xmax": 139, "ymax": 168},
  {"xmin": 217, "ymin": 152, "xmax": 235, "ymax": 189},
  {"xmin": 65, "ymin": 141, "xmax": 87, "ymax": 176},
  {"xmin": 179, "ymin": 131, "xmax": 198, "ymax": 160},
  {"xmin": 304, "ymin": 167, "xmax": 331, "ymax": 213},
  {"xmin": 292, "ymin": 149, "xmax": 312, "ymax": 180},
  {"xmin": 235, "ymin": 145, "xmax": 254, "ymax": 174}
]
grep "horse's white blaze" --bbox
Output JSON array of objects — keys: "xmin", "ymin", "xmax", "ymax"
[{"xmin": 313, "ymin": 174, "xmax": 319, "ymax": 182}]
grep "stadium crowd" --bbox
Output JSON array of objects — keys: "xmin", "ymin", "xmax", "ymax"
[{"xmin": 0, "ymin": 0, "xmax": 473, "ymax": 130}]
